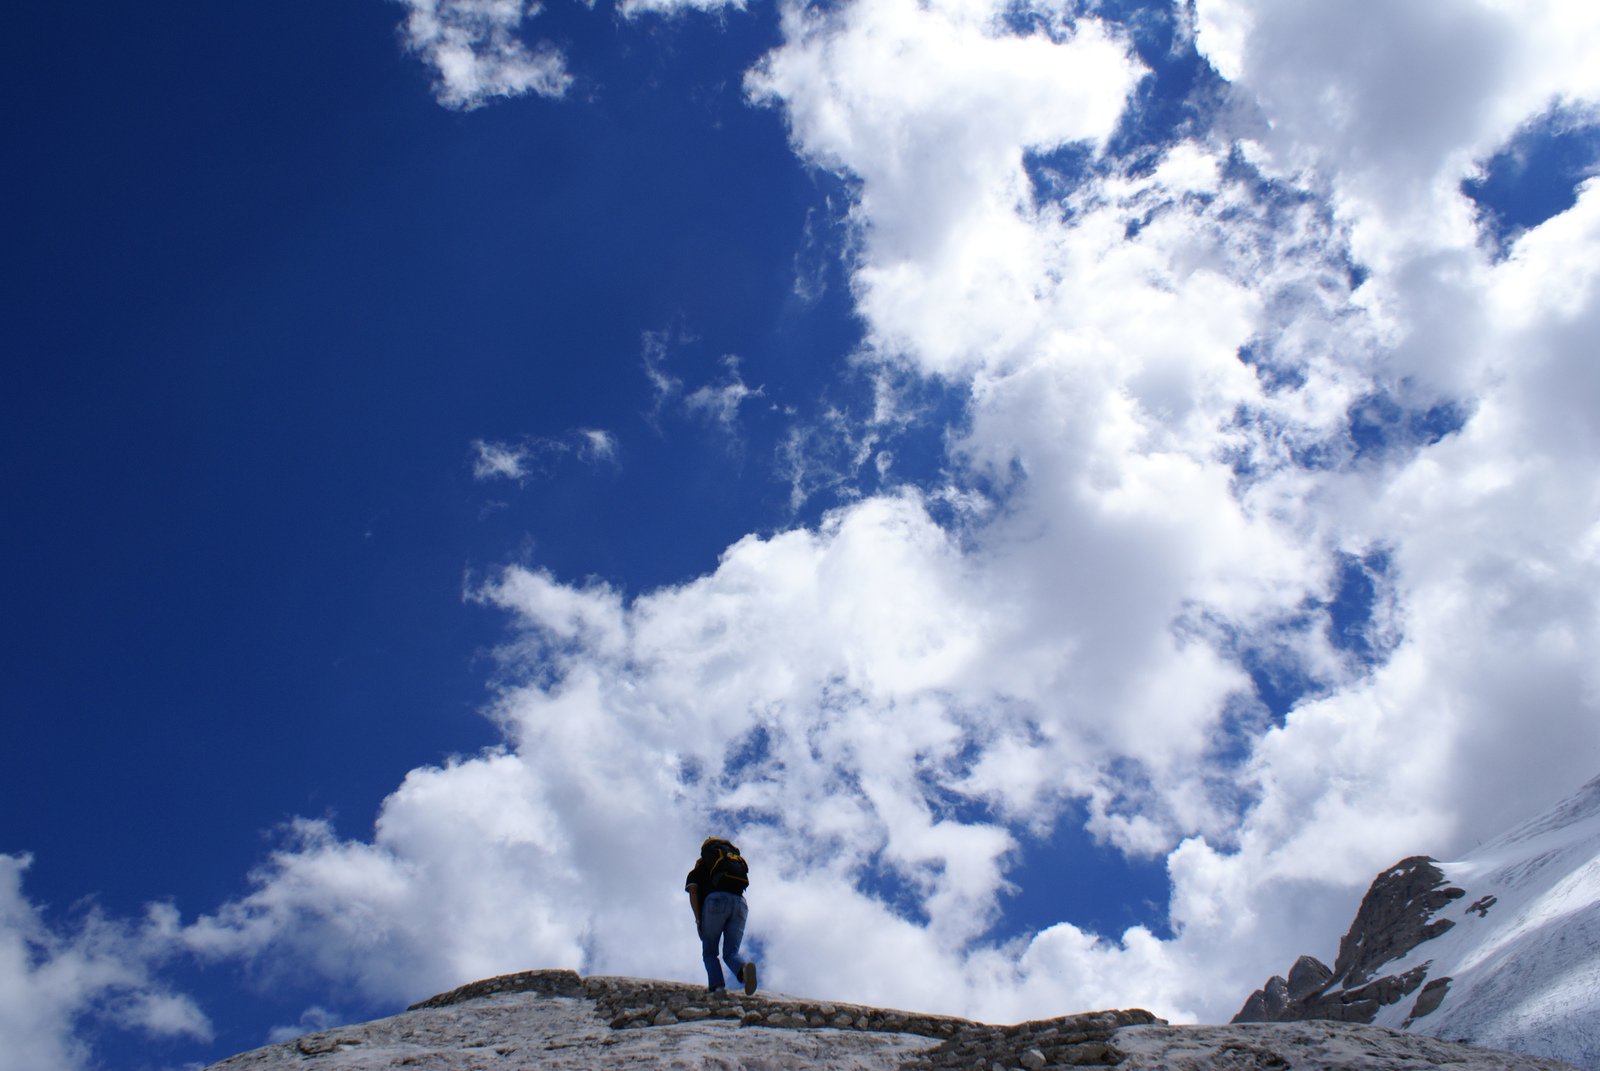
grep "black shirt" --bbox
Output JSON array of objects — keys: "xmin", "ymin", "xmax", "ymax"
[{"xmin": 686, "ymin": 858, "xmax": 743, "ymax": 896}]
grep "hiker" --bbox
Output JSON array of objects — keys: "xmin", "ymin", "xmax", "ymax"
[{"xmin": 686, "ymin": 837, "xmax": 758, "ymax": 995}]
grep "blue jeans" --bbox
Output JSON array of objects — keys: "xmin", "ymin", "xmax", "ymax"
[{"xmin": 699, "ymin": 891, "xmax": 748, "ymax": 990}]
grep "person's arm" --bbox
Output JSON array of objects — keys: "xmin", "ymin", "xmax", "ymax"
[{"xmin": 687, "ymin": 882, "xmax": 703, "ymax": 932}]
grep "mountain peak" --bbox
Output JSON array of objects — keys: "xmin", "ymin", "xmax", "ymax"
[{"xmin": 1233, "ymin": 772, "xmax": 1600, "ymax": 1070}]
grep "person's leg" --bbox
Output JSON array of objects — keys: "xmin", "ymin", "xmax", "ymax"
[
  {"xmin": 720, "ymin": 895, "xmax": 749, "ymax": 981},
  {"xmin": 720, "ymin": 890, "xmax": 755, "ymax": 992},
  {"xmin": 700, "ymin": 893, "xmax": 732, "ymax": 990}
]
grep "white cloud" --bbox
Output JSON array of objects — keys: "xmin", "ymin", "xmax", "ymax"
[
  {"xmin": 109, "ymin": 990, "xmax": 213, "ymax": 1040},
  {"xmin": 577, "ymin": 428, "xmax": 619, "ymax": 465},
  {"xmin": 0, "ymin": 855, "xmax": 210, "ymax": 1071},
  {"xmin": 684, "ymin": 356, "xmax": 765, "ymax": 432},
  {"xmin": 642, "ymin": 329, "xmax": 684, "ymax": 416},
  {"xmin": 641, "ymin": 333, "xmax": 766, "ymax": 443},
  {"xmin": 746, "ymin": 0, "xmax": 1140, "ymax": 375},
  {"xmin": 471, "ymin": 438, "xmax": 534, "ymax": 482},
  {"xmin": 266, "ymin": 1005, "xmax": 344, "ymax": 1045},
  {"xmin": 48, "ymin": 0, "xmax": 1599, "ymax": 1053},
  {"xmin": 1192, "ymin": 0, "xmax": 1600, "ymax": 280},
  {"xmin": 618, "ymin": 0, "xmax": 747, "ymax": 16},
  {"xmin": 398, "ymin": 0, "xmax": 571, "ymax": 110},
  {"xmin": 471, "ymin": 431, "xmax": 621, "ymax": 483},
  {"xmin": 776, "ymin": 408, "xmax": 871, "ymax": 510}
]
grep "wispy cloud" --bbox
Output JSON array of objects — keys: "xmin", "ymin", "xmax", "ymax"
[
  {"xmin": 684, "ymin": 356, "xmax": 765, "ymax": 432},
  {"xmin": 776, "ymin": 406, "xmax": 879, "ymax": 511},
  {"xmin": 398, "ymin": 0, "xmax": 571, "ymax": 110},
  {"xmin": 618, "ymin": 0, "xmax": 747, "ymax": 15},
  {"xmin": 642, "ymin": 332, "xmax": 765, "ymax": 441},
  {"xmin": 641, "ymin": 329, "xmax": 684, "ymax": 423},
  {"xmin": 576, "ymin": 428, "xmax": 619, "ymax": 465},
  {"xmin": 791, "ymin": 205, "xmax": 832, "ymax": 304},
  {"xmin": 471, "ymin": 430, "xmax": 621, "ymax": 484},
  {"xmin": 471, "ymin": 438, "xmax": 537, "ymax": 482}
]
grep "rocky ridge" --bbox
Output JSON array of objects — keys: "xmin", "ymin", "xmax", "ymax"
[
  {"xmin": 409, "ymin": 968, "xmax": 1155, "ymax": 1068},
  {"xmin": 1232, "ymin": 774, "xmax": 1600, "ymax": 1070},
  {"xmin": 1234, "ymin": 855, "xmax": 1465, "ymax": 1026},
  {"xmin": 205, "ymin": 968, "xmax": 1576, "ymax": 1071}
]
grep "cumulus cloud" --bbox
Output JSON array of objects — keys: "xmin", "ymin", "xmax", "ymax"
[
  {"xmin": 398, "ymin": 0, "xmax": 571, "ymax": 109},
  {"xmin": 36, "ymin": 0, "xmax": 1600, "ymax": 1056},
  {"xmin": 1193, "ymin": 0, "xmax": 1600, "ymax": 277},
  {"xmin": 305, "ymin": 0, "xmax": 1596, "ymax": 1023},
  {"xmin": 0, "ymin": 855, "xmax": 210, "ymax": 1071},
  {"xmin": 746, "ymin": 0, "xmax": 1138, "ymax": 375}
]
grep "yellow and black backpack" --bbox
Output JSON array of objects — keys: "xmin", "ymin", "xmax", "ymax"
[{"xmin": 701, "ymin": 838, "xmax": 750, "ymax": 894}]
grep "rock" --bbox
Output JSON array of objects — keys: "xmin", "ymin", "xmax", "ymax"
[
  {"xmin": 1260, "ymin": 975, "xmax": 1289, "ymax": 1018},
  {"xmin": 1334, "ymin": 857, "xmax": 1464, "ymax": 987},
  {"xmin": 1234, "ymin": 989, "xmax": 1271, "ymax": 1024},
  {"xmin": 294, "ymin": 1034, "xmax": 360, "ymax": 1056},
  {"xmin": 1233, "ymin": 856, "xmax": 1465, "ymax": 1027},
  {"xmin": 1286, "ymin": 955, "xmax": 1333, "ymax": 1002},
  {"xmin": 1404, "ymin": 977, "xmax": 1452, "ymax": 1026},
  {"xmin": 1115, "ymin": 1020, "xmax": 1579, "ymax": 1071},
  {"xmin": 409, "ymin": 968, "xmax": 585, "ymax": 1010},
  {"xmin": 1058, "ymin": 1042, "xmax": 1122, "ymax": 1066},
  {"xmin": 202, "ymin": 970, "xmax": 1580, "ymax": 1071}
]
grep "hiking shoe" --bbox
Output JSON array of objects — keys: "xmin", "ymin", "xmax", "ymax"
[{"xmin": 741, "ymin": 961, "xmax": 758, "ymax": 995}]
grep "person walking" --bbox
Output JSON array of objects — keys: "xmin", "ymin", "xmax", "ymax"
[{"xmin": 686, "ymin": 837, "xmax": 758, "ymax": 995}]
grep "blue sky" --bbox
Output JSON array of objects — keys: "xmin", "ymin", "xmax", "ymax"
[{"xmin": 4, "ymin": 1, "xmax": 1600, "ymax": 1069}]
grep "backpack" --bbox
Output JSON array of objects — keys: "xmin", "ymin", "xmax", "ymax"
[{"xmin": 702, "ymin": 838, "xmax": 750, "ymax": 895}]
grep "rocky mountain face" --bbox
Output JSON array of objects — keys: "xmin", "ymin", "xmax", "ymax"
[
  {"xmin": 1233, "ymin": 856, "xmax": 1464, "ymax": 1026},
  {"xmin": 1235, "ymin": 774, "xmax": 1600, "ymax": 1071},
  {"xmin": 206, "ymin": 968, "xmax": 1576, "ymax": 1071}
]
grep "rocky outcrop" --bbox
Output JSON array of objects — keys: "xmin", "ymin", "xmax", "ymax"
[
  {"xmin": 410, "ymin": 968, "xmax": 589, "ymax": 1007},
  {"xmin": 1234, "ymin": 855, "xmax": 1465, "ymax": 1026},
  {"xmin": 203, "ymin": 968, "xmax": 1578, "ymax": 1071},
  {"xmin": 1228, "ymin": 774, "xmax": 1600, "ymax": 1070},
  {"xmin": 1403, "ymin": 976, "xmax": 1452, "ymax": 1026},
  {"xmin": 1233, "ymin": 954, "xmax": 1332, "ymax": 1021},
  {"xmin": 1330, "ymin": 857, "xmax": 1465, "ymax": 986},
  {"xmin": 407, "ymin": 968, "xmax": 1157, "ymax": 1066}
]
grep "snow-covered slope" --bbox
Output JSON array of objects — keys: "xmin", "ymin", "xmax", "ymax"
[
  {"xmin": 1371, "ymin": 773, "xmax": 1600, "ymax": 1067},
  {"xmin": 1236, "ymin": 772, "xmax": 1600, "ymax": 1070}
]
